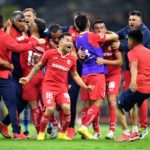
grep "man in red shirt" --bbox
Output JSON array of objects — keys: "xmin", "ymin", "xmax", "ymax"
[
  {"xmin": 116, "ymin": 29, "xmax": 150, "ymax": 142},
  {"xmin": 0, "ymin": 14, "xmax": 44, "ymax": 139},
  {"xmin": 19, "ymin": 32, "xmax": 93, "ymax": 140},
  {"xmin": 93, "ymin": 20, "xmax": 122, "ymax": 139}
]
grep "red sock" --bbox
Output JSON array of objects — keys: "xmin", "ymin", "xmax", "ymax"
[
  {"xmin": 83, "ymin": 104, "xmax": 99, "ymax": 127},
  {"xmin": 50, "ymin": 113, "xmax": 58, "ymax": 127},
  {"xmin": 39, "ymin": 113, "xmax": 50, "ymax": 132},
  {"xmin": 60, "ymin": 111, "xmax": 71, "ymax": 133},
  {"xmin": 109, "ymin": 106, "xmax": 116, "ymax": 132},
  {"xmin": 81, "ymin": 107, "xmax": 89, "ymax": 125},
  {"xmin": 139, "ymin": 99, "xmax": 148, "ymax": 128},
  {"xmin": 92, "ymin": 109, "xmax": 100, "ymax": 133},
  {"xmin": 31, "ymin": 108, "xmax": 42, "ymax": 133}
]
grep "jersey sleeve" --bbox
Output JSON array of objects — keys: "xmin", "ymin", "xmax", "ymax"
[
  {"xmin": 41, "ymin": 50, "xmax": 50, "ymax": 66},
  {"xmin": 128, "ymin": 50, "xmax": 138, "ymax": 62},
  {"xmin": 89, "ymin": 32, "xmax": 106, "ymax": 43},
  {"xmin": 70, "ymin": 57, "xmax": 77, "ymax": 73}
]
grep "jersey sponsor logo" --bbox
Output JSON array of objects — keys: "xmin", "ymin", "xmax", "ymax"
[
  {"xmin": 16, "ymin": 35, "xmax": 27, "ymax": 41},
  {"xmin": 103, "ymin": 52, "xmax": 112, "ymax": 57},
  {"xmin": 52, "ymin": 63, "xmax": 69, "ymax": 72},
  {"xmin": 34, "ymin": 46, "xmax": 45, "ymax": 53}
]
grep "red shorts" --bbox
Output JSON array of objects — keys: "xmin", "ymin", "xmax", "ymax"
[
  {"xmin": 81, "ymin": 74, "xmax": 105, "ymax": 101},
  {"xmin": 42, "ymin": 86, "xmax": 70, "ymax": 107},
  {"xmin": 22, "ymin": 73, "xmax": 43, "ymax": 101},
  {"xmin": 123, "ymin": 70, "xmax": 131, "ymax": 91},
  {"xmin": 106, "ymin": 73, "xmax": 121, "ymax": 96}
]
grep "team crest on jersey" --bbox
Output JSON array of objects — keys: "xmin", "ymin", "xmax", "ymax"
[
  {"xmin": 53, "ymin": 56, "xmax": 58, "ymax": 60},
  {"xmin": 67, "ymin": 59, "xmax": 71, "ymax": 65}
]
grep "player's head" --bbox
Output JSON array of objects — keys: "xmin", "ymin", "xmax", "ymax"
[
  {"xmin": 23, "ymin": 8, "xmax": 36, "ymax": 26},
  {"xmin": 74, "ymin": 13, "xmax": 90, "ymax": 32},
  {"xmin": 128, "ymin": 10, "xmax": 142, "ymax": 30},
  {"xmin": 59, "ymin": 32, "xmax": 73, "ymax": 53},
  {"xmin": 30, "ymin": 18, "xmax": 46, "ymax": 38},
  {"xmin": 92, "ymin": 20, "xmax": 106, "ymax": 34},
  {"xmin": 49, "ymin": 24, "xmax": 62, "ymax": 44},
  {"xmin": 11, "ymin": 10, "xmax": 26, "ymax": 31},
  {"xmin": 0, "ymin": 14, "xmax": 4, "ymax": 28},
  {"xmin": 128, "ymin": 29, "xmax": 143, "ymax": 49}
]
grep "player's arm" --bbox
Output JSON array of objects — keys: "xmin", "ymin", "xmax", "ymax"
[
  {"xmin": 71, "ymin": 71, "xmax": 93, "ymax": 91},
  {"xmin": 96, "ymin": 51, "xmax": 122, "ymax": 66},
  {"xmin": 0, "ymin": 59, "xmax": 14, "ymax": 71},
  {"xmin": 19, "ymin": 61, "xmax": 43, "ymax": 84},
  {"xmin": 129, "ymin": 61, "xmax": 138, "ymax": 92},
  {"xmin": 105, "ymin": 30, "xmax": 118, "ymax": 41}
]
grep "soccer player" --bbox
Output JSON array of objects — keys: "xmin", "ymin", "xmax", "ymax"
[
  {"xmin": 113, "ymin": 10, "xmax": 150, "ymax": 139},
  {"xmin": 0, "ymin": 14, "xmax": 44, "ymax": 139},
  {"xmin": 19, "ymin": 32, "xmax": 93, "ymax": 140},
  {"xmin": 74, "ymin": 13, "xmax": 118, "ymax": 139},
  {"xmin": 20, "ymin": 18, "xmax": 48, "ymax": 134},
  {"xmin": 92, "ymin": 20, "xmax": 122, "ymax": 139},
  {"xmin": 116, "ymin": 29, "xmax": 150, "ymax": 142}
]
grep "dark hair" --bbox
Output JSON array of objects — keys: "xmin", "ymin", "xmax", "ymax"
[
  {"xmin": 34, "ymin": 18, "xmax": 46, "ymax": 37},
  {"xmin": 128, "ymin": 29, "xmax": 143, "ymax": 43},
  {"xmin": 92, "ymin": 19, "xmax": 104, "ymax": 29},
  {"xmin": 59, "ymin": 32, "xmax": 71, "ymax": 41},
  {"xmin": 49, "ymin": 24, "xmax": 61, "ymax": 33},
  {"xmin": 0, "ymin": 14, "xmax": 4, "ymax": 28},
  {"xmin": 11, "ymin": 10, "xmax": 25, "ymax": 21},
  {"xmin": 129, "ymin": 10, "xmax": 142, "ymax": 19},
  {"xmin": 23, "ymin": 8, "xmax": 36, "ymax": 16},
  {"xmin": 74, "ymin": 14, "xmax": 89, "ymax": 32}
]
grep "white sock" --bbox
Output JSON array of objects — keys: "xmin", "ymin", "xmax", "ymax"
[
  {"xmin": 123, "ymin": 129, "xmax": 130, "ymax": 135},
  {"xmin": 132, "ymin": 126, "xmax": 138, "ymax": 132},
  {"xmin": 82, "ymin": 125, "xmax": 88, "ymax": 130}
]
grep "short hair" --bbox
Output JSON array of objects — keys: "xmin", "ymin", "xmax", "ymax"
[
  {"xmin": 23, "ymin": 8, "xmax": 36, "ymax": 16},
  {"xmin": 0, "ymin": 14, "xmax": 4, "ymax": 28},
  {"xmin": 11, "ymin": 10, "xmax": 25, "ymax": 22},
  {"xmin": 59, "ymin": 32, "xmax": 71, "ymax": 41},
  {"xmin": 129, "ymin": 10, "xmax": 142, "ymax": 19},
  {"xmin": 128, "ymin": 29, "xmax": 143, "ymax": 43},
  {"xmin": 34, "ymin": 18, "xmax": 46, "ymax": 37},
  {"xmin": 92, "ymin": 19, "xmax": 104, "ymax": 29},
  {"xmin": 49, "ymin": 24, "xmax": 61, "ymax": 33},
  {"xmin": 74, "ymin": 14, "xmax": 89, "ymax": 32}
]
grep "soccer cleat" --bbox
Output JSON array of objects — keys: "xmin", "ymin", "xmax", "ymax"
[
  {"xmin": 0, "ymin": 122, "xmax": 11, "ymax": 138},
  {"xmin": 23, "ymin": 131, "xmax": 30, "ymax": 139},
  {"xmin": 37, "ymin": 132, "xmax": 45, "ymax": 140},
  {"xmin": 105, "ymin": 130, "xmax": 115, "ymax": 139},
  {"xmin": 115, "ymin": 134, "xmax": 130, "ymax": 142},
  {"xmin": 128, "ymin": 131, "xmax": 140, "ymax": 142},
  {"xmin": 57, "ymin": 133, "xmax": 72, "ymax": 140},
  {"xmin": 67, "ymin": 128, "xmax": 76, "ymax": 139},
  {"xmin": 93, "ymin": 132, "xmax": 101, "ymax": 139},
  {"xmin": 49, "ymin": 127, "xmax": 58, "ymax": 139},
  {"xmin": 13, "ymin": 133, "xmax": 28, "ymax": 140},
  {"xmin": 78, "ymin": 127, "xmax": 98, "ymax": 140},
  {"xmin": 138, "ymin": 127, "xmax": 148, "ymax": 139}
]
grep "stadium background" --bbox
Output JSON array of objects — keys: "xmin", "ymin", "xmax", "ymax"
[{"xmin": 0, "ymin": 0, "xmax": 150, "ymax": 124}]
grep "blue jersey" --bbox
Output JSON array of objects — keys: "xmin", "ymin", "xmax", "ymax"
[
  {"xmin": 76, "ymin": 32, "xmax": 107, "ymax": 76},
  {"xmin": 116, "ymin": 23, "xmax": 150, "ymax": 70}
]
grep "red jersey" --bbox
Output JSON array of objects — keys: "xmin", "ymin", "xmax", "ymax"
[
  {"xmin": 103, "ymin": 42, "xmax": 121, "ymax": 75},
  {"xmin": 128, "ymin": 44, "xmax": 150, "ymax": 93},
  {"xmin": 20, "ymin": 36, "xmax": 49, "ymax": 76},
  {"xmin": 68, "ymin": 26, "xmax": 79, "ymax": 42},
  {"xmin": 0, "ymin": 29, "xmax": 38, "ymax": 79},
  {"xmin": 41, "ymin": 49, "xmax": 76, "ymax": 92}
]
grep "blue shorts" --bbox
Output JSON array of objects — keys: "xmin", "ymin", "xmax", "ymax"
[{"xmin": 117, "ymin": 89, "xmax": 150, "ymax": 112}]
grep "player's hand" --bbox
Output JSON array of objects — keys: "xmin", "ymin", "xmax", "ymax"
[
  {"xmin": 19, "ymin": 77, "xmax": 30, "ymax": 85},
  {"xmin": 86, "ymin": 85, "xmax": 94, "ymax": 91},
  {"xmin": 96, "ymin": 57, "xmax": 105, "ymax": 65},
  {"xmin": 130, "ymin": 82, "xmax": 137, "ymax": 92},
  {"xmin": 9, "ymin": 64, "xmax": 14, "ymax": 72},
  {"xmin": 77, "ymin": 47, "xmax": 86, "ymax": 59},
  {"xmin": 111, "ymin": 40, "xmax": 120, "ymax": 50}
]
